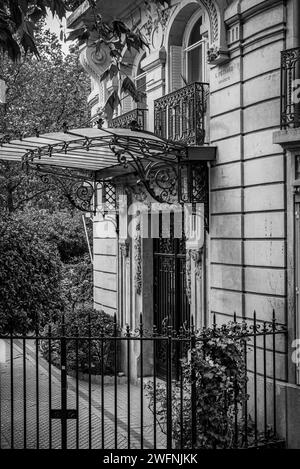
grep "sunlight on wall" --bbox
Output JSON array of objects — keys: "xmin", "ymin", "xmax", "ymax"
[{"xmin": 45, "ymin": 12, "xmax": 70, "ymax": 55}]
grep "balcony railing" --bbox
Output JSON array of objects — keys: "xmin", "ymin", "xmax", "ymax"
[
  {"xmin": 109, "ymin": 108, "xmax": 147, "ymax": 130},
  {"xmin": 154, "ymin": 82, "xmax": 209, "ymax": 146},
  {"xmin": 281, "ymin": 47, "xmax": 300, "ymax": 128}
]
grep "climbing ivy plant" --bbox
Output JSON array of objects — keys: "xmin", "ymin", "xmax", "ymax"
[{"xmin": 145, "ymin": 322, "xmax": 250, "ymax": 449}]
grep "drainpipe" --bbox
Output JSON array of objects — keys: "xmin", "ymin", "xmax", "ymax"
[{"xmin": 293, "ymin": 0, "xmax": 300, "ymax": 48}]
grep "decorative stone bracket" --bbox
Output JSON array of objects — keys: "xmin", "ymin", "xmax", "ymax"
[
  {"xmin": 207, "ymin": 45, "xmax": 230, "ymax": 65},
  {"xmin": 200, "ymin": 0, "xmax": 230, "ymax": 66}
]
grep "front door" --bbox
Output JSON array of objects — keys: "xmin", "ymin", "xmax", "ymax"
[{"xmin": 153, "ymin": 215, "xmax": 190, "ymax": 377}]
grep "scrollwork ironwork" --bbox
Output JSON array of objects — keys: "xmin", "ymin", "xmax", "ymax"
[
  {"xmin": 154, "ymin": 82, "xmax": 209, "ymax": 146},
  {"xmin": 2, "ymin": 123, "xmax": 209, "ymax": 214},
  {"xmin": 146, "ymin": 162, "xmax": 178, "ymax": 203},
  {"xmin": 109, "ymin": 109, "xmax": 146, "ymax": 130},
  {"xmin": 281, "ymin": 47, "xmax": 300, "ymax": 128},
  {"xmin": 109, "ymin": 138, "xmax": 184, "ymax": 204},
  {"xmin": 125, "ymin": 184, "xmax": 148, "ymax": 203},
  {"xmin": 37, "ymin": 167, "xmax": 96, "ymax": 212}
]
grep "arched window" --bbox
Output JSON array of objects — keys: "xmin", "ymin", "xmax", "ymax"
[
  {"xmin": 185, "ymin": 16, "xmax": 207, "ymax": 83},
  {"xmin": 168, "ymin": 9, "xmax": 209, "ymax": 92}
]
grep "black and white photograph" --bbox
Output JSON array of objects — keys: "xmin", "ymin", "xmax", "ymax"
[{"xmin": 0, "ymin": 0, "xmax": 299, "ymax": 459}]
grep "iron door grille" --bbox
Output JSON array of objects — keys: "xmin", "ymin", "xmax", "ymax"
[{"xmin": 153, "ymin": 215, "xmax": 190, "ymax": 378}]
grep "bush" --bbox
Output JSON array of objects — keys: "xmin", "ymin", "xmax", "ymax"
[
  {"xmin": 60, "ymin": 255, "xmax": 93, "ymax": 313},
  {"xmin": 0, "ymin": 215, "xmax": 63, "ymax": 333},
  {"xmin": 40, "ymin": 307, "xmax": 119, "ymax": 375},
  {"xmin": 17, "ymin": 210, "xmax": 92, "ymax": 263},
  {"xmin": 145, "ymin": 322, "xmax": 249, "ymax": 449}
]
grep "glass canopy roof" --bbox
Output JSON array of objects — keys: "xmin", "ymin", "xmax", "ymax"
[
  {"xmin": 0, "ymin": 126, "xmax": 216, "ymax": 207},
  {"xmin": 0, "ymin": 127, "xmax": 188, "ymax": 173}
]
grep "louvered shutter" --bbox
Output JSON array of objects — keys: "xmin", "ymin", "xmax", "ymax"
[
  {"xmin": 121, "ymin": 94, "xmax": 133, "ymax": 113},
  {"xmin": 169, "ymin": 45, "xmax": 184, "ymax": 92}
]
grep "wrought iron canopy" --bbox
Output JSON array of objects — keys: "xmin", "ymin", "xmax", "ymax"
[{"xmin": 0, "ymin": 126, "xmax": 216, "ymax": 206}]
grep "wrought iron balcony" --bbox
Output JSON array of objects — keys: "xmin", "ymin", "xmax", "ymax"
[
  {"xmin": 281, "ymin": 47, "xmax": 300, "ymax": 128},
  {"xmin": 109, "ymin": 108, "xmax": 147, "ymax": 130},
  {"xmin": 154, "ymin": 82, "xmax": 209, "ymax": 146}
]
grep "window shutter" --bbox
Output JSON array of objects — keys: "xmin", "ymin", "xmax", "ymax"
[
  {"xmin": 169, "ymin": 45, "xmax": 184, "ymax": 92},
  {"xmin": 121, "ymin": 94, "xmax": 133, "ymax": 114}
]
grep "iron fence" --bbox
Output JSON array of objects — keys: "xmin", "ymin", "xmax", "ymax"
[
  {"xmin": 281, "ymin": 47, "xmax": 300, "ymax": 128},
  {"xmin": 0, "ymin": 312, "xmax": 286, "ymax": 450}
]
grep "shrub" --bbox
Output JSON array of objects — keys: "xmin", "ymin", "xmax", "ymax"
[
  {"xmin": 60, "ymin": 255, "xmax": 93, "ymax": 313},
  {"xmin": 40, "ymin": 307, "xmax": 119, "ymax": 375},
  {"xmin": 145, "ymin": 322, "xmax": 249, "ymax": 449},
  {"xmin": 0, "ymin": 215, "xmax": 63, "ymax": 333},
  {"xmin": 17, "ymin": 210, "xmax": 92, "ymax": 263}
]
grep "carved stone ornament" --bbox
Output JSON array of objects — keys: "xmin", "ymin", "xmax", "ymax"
[
  {"xmin": 186, "ymin": 252, "xmax": 192, "ymax": 304},
  {"xmin": 190, "ymin": 248, "xmax": 203, "ymax": 279},
  {"xmin": 207, "ymin": 45, "xmax": 230, "ymax": 65},
  {"xmin": 79, "ymin": 43, "xmax": 111, "ymax": 81},
  {"xmin": 186, "ymin": 248, "xmax": 204, "ymax": 304},
  {"xmin": 134, "ymin": 219, "xmax": 142, "ymax": 295},
  {"xmin": 120, "ymin": 240, "xmax": 130, "ymax": 257},
  {"xmin": 143, "ymin": 1, "xmax": 173, "ymax": 41},
  {"xmin": 199, "ymin": 0, "xmax": 230, "ymax": 66},
  {"xmin": 199, "ymin": 0, "xmax": 219, "ymax": 44}
]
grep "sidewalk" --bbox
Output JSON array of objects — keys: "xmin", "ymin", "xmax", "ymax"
[{"xmin": 0, "ymin": 339, "xmax": 166, "ymax": 449}]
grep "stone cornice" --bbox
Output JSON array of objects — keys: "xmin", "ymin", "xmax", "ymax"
[{"xmin": 224, "ymin": 0, "xmax": 285, "ymax": 25}]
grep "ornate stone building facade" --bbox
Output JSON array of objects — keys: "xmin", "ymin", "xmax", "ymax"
[{"xmin": 68, "ymin": 0, "xmax": 300, "ymax": 446}]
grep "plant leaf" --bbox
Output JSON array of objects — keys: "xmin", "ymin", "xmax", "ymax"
[
  {"xmin": 67, "ymin": 27, "xmax": 90, "ymax": 43},
  {"xmin": 111, "ymin": 20, "xmax": 129, "ymax": 36},
  {"xmin": 104, "ymin": 90, "xmax": 121, "ymax": 121},
  {"xmin": 121, "ymin": 76, "xmax": 139, "ymax": 102}
]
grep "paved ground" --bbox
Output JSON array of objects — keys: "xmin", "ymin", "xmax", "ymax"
[{"xmin": 0, "ymin": 339, "xmax": 166, "ymax": 449}]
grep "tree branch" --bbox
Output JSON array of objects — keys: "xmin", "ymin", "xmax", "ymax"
[{"xmin": 14, "ymin": 188, "xmax": 51, "ymax": 210}]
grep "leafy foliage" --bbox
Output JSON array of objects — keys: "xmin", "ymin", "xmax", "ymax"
[
  {"xmin": 0, "ymin": 214, "xmax": 63, "ymax": 333},
  {"xmin": 0, "ymin": 205, "xmax": 93, "ymax": 333},
  {"xmin": 69, "ymin": 9, "xmax": 150, "ymax": 119},
  {"xmin": 0, "ymin": 0, "xmax": 151, "ymax": 60},
  {"xmin": 1, "ymin": 1, "xmax": 172, "ymax": 117},
  {"xmin": 40, "ymin": 307, "xmax": 119, "ymax": 375},
  {"xmin": 145, "ymin": 323, "xmax": 249, "ymax": 449},
  {"xmin": 0, "ymin": 0, "xmax": 86, "ymax": 60},
  {"xmin": 0, "ymin": 26, "xmax": 90, "ymax": 137},
  {"xmin": 0, "ymin": 14, "xmax": 94, "ymax": 335},
  {"xmin": 16, "ymin": 209, "xmax": 92, "ymax": 262},
  {"xmin": 0, "ymin": 24, "xmax": 90, "ymax": 213},
  {"xmin": 16, "ymin": 208, "xmax": 93, "ymax": 311},
  {"xmin": 0, "ymin": 0, "xmax": 64, "ymax": 60},
  {"xmin": 61, "ymin": 255, "xmax": 93, "ymax": 311}
]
